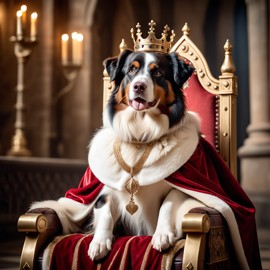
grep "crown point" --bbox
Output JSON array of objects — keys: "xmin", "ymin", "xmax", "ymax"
[
  {"xmin": 170, "ymin": 30, "xmax": 176, "ymax": 43},
  {"xmin": 149, "ymin": 20, "xmax": 156, "ymax": 27},
  {"xmin": 182, "ymin": 23, "xmax": 190, "ymax": 36},
  {"xmin": 131, "ymin": 28, "xmax": 135, "ymax": 41},
  {"xmin": 162, "ymin": 25, "xmax": 170, "ymax": 38}
]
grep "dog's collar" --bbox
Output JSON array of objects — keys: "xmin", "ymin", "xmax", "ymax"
[
  {"xmin": 123, "ymin": 135, "xmax": 167, "ymax": 148},
  {"xmin": 129, "ymin": 140, "xmax": 151, "ymax": 147}
]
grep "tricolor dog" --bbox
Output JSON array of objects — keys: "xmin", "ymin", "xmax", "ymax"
[
  {"xmin": 29, "ymin": 22, "xmax": 261, "ymax": 270},
  {"xmin": 87, "ymin": 49, "xmax": 204, "ymax": 260}
]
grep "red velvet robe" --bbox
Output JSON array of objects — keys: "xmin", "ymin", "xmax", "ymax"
[{"xmin": 65, "ymin": 138, "xmax": 262, "ymax": 270}]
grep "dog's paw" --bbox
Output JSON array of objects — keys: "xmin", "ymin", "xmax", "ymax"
[
  {"xmin": 152, "ymin": 231, "xmax": 175, "ymax": 251},
  {"xmin": 88, "ymin": 236, "xmax": 112, "ymax": 261}
]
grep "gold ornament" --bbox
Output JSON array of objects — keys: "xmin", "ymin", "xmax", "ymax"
[
  {"xmin": 113, "ymin": 140, "xmax": 155, "ymax": 215},
  {"xmin": 130, "ymin": 20, "xmax": 175, "ymax": 54}
]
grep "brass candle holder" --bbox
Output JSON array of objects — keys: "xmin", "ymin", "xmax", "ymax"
[
  {"xmin": 50, "ymin": 33, "xmax": 83, "ymax": 156},
  {"xmin": 7, "ymin": 6, "xmax": 38, "ymax": 156},
  {"xmin": 7, "ymin": 37, "xmax": 38, "ymax": 156},
  {"xmin": 54, "ymin": 63, "xmax": 81, "ymax": 101}
]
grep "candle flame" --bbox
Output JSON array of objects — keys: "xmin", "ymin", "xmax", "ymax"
[
  {"xmin": 77, "ymin": 33, "xmax": 84, "ymax": 42},
  {"xmin": 21, "ymin": 5, "xmax": 27, "ymax": 12},
  {"xmin": 31, "ymin": 12, "xmax": 38, "ymax": 19},
  {"xmin": 71, "ymin": 32, "xmax": 78, "ymax": 39},
  {"xmin": 16, "ymin": 10, "xmax": 22, "ymax": 17},
  {"xmin": 62, "ymin": 34, "xmax": 69, "ymax": 41}
]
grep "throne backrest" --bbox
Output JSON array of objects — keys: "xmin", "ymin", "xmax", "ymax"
[{"xmin": 103, "ymin": 23, "xmax": 238, "ymax": 177}]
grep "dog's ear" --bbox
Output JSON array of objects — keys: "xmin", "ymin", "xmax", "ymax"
[
  {"xmin": 103, "ymin": 49, "xmax": 133, "ymax": 82},
  {"xmin": 103, "ymin": 56, "xmax": 118, "ymax": 81},
  {"xmin": 167, "ymin": 52, "xmax": 194, "ymax": 87}
]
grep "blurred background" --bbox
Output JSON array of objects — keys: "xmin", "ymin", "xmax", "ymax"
[{"xmin": 0, "ymin": 0, "xmax": 269, "ymax": 269}]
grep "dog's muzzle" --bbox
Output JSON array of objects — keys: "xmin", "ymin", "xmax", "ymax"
[{"xmin": 129, "ymin": 81, "xmax": 158, "ymax": 111}]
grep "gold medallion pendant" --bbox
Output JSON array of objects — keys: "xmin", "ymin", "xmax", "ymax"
[
  {"xmin": 125, "ymin": 176, "xmax": 140, "ymax": 215},
  {"xmin": 113, "ymin": 140, "xmax": 155, "ymax": 215}
]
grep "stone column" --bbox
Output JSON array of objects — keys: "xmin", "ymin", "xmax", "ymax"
[{"xmin": 239, "ymin": 0, "xmax": 270, "ymax": 244}]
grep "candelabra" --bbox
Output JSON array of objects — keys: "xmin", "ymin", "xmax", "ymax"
[{"xmin": 7, "ymin": 35, "xmax": 38, "ymax": 156}]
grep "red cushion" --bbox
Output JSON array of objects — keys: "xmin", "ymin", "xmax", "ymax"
[
  {"xmin": 47, "ymin": 234, "xmax": 183, "ymax": 269},
  {"xmin": 184, "ymin": 73, "xmax": 217, "ymax": 149}
]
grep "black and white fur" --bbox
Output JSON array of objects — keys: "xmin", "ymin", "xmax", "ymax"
[{"xmin": 88, "ymin": 50, "xmax": 204, "ymax": 260}]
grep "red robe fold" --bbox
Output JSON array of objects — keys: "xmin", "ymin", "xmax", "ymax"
[{"xmin": 65, "ymin": 138, "xmax": 262, "ymax": 270}]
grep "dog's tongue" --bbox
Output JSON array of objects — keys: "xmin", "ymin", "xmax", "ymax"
[{"xmin": 131, "ymin": 99, "xmax": 147, "ymax": 110}]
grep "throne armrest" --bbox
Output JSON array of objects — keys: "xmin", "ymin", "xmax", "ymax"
[
  {"xmin": 18, "ymin": 208, "xmax": 62, "ymax": 270},
  {"xmin": 180, "ymin": 206, "xmax": 233, "ymax": 270}
]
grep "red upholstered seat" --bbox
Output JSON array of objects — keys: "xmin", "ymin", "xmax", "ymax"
[{"xmin": 43, "ymin": 234, "xmax": 184, "ymax": 269}]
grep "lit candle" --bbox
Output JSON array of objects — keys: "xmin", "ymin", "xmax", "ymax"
[
  {"xmin": 30, "ymin": 12, "xmax": 38, "ymax": 40},
  {"xmin": 61, "ymin": 34, "xmax": 69, "ymax": 65},
  {"xmin": 71, "ymin": 32, "xmax": 78, "ymax": 64},
  {"xmin": 16, "ymin": 10, "xmax": 23, "ymax": 39},
  {"xmin": 21, "ymin": 5, "xmax": 27, "ymax": 30},
  {"xmin": 77, "ymin": 33, "xmax": 84, "ymax": 65}
]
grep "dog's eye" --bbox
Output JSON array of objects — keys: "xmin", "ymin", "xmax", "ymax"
[
  {"xmin": 153, "ymin": 68, "xmax": 162, "ymax": 77},
  {"xmin": 128, "ymin": 65, "xmax": 137, "ymax": 75}
]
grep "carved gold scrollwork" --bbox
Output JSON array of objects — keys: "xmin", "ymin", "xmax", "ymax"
[
  {"xmin": 23, "ymin": 262, "xmax": 31, "ymax": 270},
  {"xmin": 171, "ymin": 23, "xmax": 220, "ymax": 95},
  {"xmin": 223, "ymin": 80, "xmax": 230, "ymax": 88},
  {"xmin": 186, "ymin": 262, "xmax": 194, "ymax": 270},
  {"xmin": 37, "ymin": 216, "xmax": 47, "ymax": 233},
  {"xmin": 181, "ymin": 44, "xmax": 189, "ymax": 53}
]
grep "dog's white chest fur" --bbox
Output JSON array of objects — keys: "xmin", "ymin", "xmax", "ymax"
[{"xmin": 89, "ymin": 111, "xmax": 201, "ymax": 191}]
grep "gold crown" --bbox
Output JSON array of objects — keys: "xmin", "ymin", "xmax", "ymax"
[{"xmin": 131, "ymin": 20, "xmax": 175, "ymax": 54}]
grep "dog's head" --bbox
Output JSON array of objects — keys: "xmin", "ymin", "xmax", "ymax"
[{"xmin": 104, "ymin": 50, "xmax": 194, "ymax": 142}]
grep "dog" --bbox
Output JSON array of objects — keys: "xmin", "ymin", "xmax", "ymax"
[{"xmin": 87, "ymin": 49, "xmax": 205, "ymax": 261}]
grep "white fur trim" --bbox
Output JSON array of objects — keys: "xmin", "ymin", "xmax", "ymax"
[
  {"xmin": 89, "ymin": 112, "xmax": 200, "ymax": 190},
  {"xmin": 168, "ymin": 184, "xmax": 250, "ymax": 270}
]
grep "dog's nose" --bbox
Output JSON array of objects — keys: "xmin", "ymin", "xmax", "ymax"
[{"xmin": 133, "ymin": 82, "xmax": 146, "ymax": 94}]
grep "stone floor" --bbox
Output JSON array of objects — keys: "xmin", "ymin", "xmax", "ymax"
[
  {"xmin": 0, "ymin": 237, "xmax": 23, "ymax": 270},
  {"xmin": 0, "ymin": 229, "xmax": 269, "ymax": 270},
  {"xmin": 259, "ymin": 228, "xmax": 270, "ymax": 270}
]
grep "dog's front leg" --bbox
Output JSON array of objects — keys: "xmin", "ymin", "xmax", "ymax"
[
  {"xmin": 88, "ymin": 194, "xmax": 119, "ymax": 261},
  {"xmin": 152, "ymin": 189, "xmax": 188, "ymax": 251}
]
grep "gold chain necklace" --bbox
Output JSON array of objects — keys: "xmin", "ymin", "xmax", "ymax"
[{"xmin": 113, "ymin": 140, "xmax": 155, "ymax": 215}]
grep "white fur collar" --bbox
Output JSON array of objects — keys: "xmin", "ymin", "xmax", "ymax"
[{"xmin": 89, "ymin": 111, "xmax": 200, "ymax": 191}]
